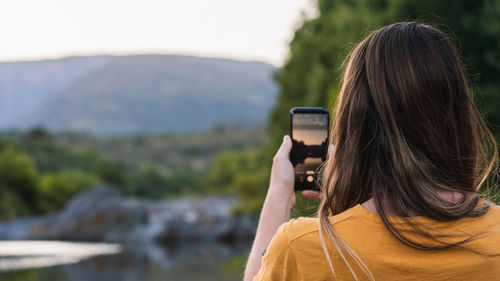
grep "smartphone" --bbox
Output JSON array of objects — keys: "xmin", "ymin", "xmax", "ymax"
[{"xmin": 290, "ymin": 107, "xmax": 329, "ymax": 191}]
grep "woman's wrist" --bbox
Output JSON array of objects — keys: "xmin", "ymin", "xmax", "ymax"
[{"xmin": 266, "ymin": 183, "xmax": 295, "ymax": 211}]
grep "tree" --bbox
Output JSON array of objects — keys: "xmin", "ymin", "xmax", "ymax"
[
  {"xmin": 37, "ymin": 170, "xmax": 98, "ymax": 213},
  {"xmin": 0, "ymin": 147, "xmax": 39, "ymax": 219},
  {"xmin": 128, "ymin": 166, "xmax": 171, "ymax": 199},
  {"xmin": 232, "ymin": 0, "xmax": 500, "ymax": 214},
  {"xmin": 271, "ymin": 0, "xmax": 500, "ymax": 151},
  {"xmin": 206, "ymin": 150, "xmax": 269, "ymax": 212}
]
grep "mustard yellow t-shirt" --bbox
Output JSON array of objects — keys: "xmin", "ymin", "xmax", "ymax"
[{"xmin": 253, "ymin": 202, "xmax": 500, "ymax": 281}]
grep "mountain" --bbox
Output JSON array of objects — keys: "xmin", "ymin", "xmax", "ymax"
[
  {"xmin": 0, "ymin": 56, "xmax": 111, "ymax": 127},
  {"xmin": 0, "ymin": 55, "xmax": 277, "ymax": 136}
]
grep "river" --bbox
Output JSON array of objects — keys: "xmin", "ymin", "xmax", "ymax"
[{"xmin": 0, "ymin": 240, "xmax": 251, "ymax": 281}]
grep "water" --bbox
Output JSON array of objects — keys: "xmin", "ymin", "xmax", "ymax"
[{"xmin": 0, "ymin": 241, "xmax": 250, "ymax": 281}]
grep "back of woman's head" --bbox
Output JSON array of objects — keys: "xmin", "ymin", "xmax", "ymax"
[{"xmin": 318, "ymin": 21, "xmax": 498, "ymax": 280}]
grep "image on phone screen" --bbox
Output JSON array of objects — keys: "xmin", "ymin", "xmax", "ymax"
[{"xmin": 290, "ymin": 108, "xmax": 329, "ymax": 191}]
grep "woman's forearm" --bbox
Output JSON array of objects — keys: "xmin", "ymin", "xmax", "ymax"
[
  {"xmin": 244, "ymin": 136, "xmax": 296, "ymax": 281},
  {"xmin": 243, "ymin": 186, "xmax": 293, "ymax": 281}
]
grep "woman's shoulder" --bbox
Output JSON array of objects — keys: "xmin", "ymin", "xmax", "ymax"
[
  {"xmin": 279, "ymin": 216, "xmax": 318, "ymax": 242},
  {"xmin": 280, "ymin": 205, "xmax": 362, "ymax": 243}
]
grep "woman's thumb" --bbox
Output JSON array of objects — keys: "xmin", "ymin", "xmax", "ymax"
[{"xmin": 276, "ymin": 135, "xmax": 292, "ymax": 159}]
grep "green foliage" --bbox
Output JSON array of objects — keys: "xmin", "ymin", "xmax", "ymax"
[
  {"xmin": 11, "ymin": 128, "xmax": 107, "ymax": 174},
  {"xmin": 206, "ymin": 149, "xmax": 269, "ymax": 213},
  {"xmin": 38, "ymin": 170, "xmax": 99, "ymax": 213},
  {"xmin": 126, "ymin": 162, "xmax": 205, "ymax": 199},
  {"xmin": 275, "ymin": 0, "xmax": 500, "ymax": 211},
  {"xmin": 218, "ymin": 254, "xmax": 249, "ymax": 277},
  {"xmin": 208, "ymin": 0, "xmax": 500, "ymax": 215},
  {"xmin": 271, "ymin": 0, "xmax": 500, "ymax": 149},
  {"xmin": 0, "ymin": 147, "xmax": 39, "ymax": 219},
  {"xmin": 0, "ymin": 268, "xmax": 69, "ymax": 281},
  {"xmin": 0, "ymin": 270, "xmax": 37, "ymax": 281},
  {"xmin": 0, "ymin": 137, "xmax": 104, "ymax": 218},
  {"xmin": 206, "ymin": 151, "xmax": 249, "ymax": 194},
  {"xmin": 92, "ymin": 158, "xmax": 127, "ymax": 187},
  {"xmin": 0, "ymin": 126, "xmax": 265, "ymax": 219},
  {"xmin": 127, "ymin": 166, "xmax": 172, "ymax": 198},
  {"xmin": 56, "ymin": 127, "xmax": 265, "ymax": 173},
  {"xmin": 0, "ymin": 190, "xmax": 32, "ymax": 220},
  {"xmin": 0, "ymin": 148, "xmax": 38, "ymax": 191},
  {"xmin": 166, "ymin": 162, "xmax": 205, "ymax": 196}
]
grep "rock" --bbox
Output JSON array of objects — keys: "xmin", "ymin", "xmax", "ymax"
[
  {"xmin": 138, "ymin": 196, "xmax": 257, "ymax": 244},
  {"xmin": 0, "ymin": 185, "xmax": 257, "ymax": 244},
  {"xmin": 50, "ymin": 185, "xmax": 147, "ymax": 242},
  {"xmin": 0, "ymin": 215, "xmax": 56, "ymax": 240}
]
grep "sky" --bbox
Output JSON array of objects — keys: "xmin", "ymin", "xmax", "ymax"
[{"xmin": 0, "ymin": 0, "xmax": 317, "ymax": 66}]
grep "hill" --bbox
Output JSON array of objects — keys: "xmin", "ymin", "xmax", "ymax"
[
  {"xmin": 0, "ymin": 56, "xmax": 111, "ymax": 127},
  {"xmin": 0, "ymin": 55, "xmax": 277, "ymax": 135}
]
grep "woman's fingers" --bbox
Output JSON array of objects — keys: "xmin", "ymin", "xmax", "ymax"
[{"xmin": 301, "ymin": 190, "xmax": 322, "ymax": 201}]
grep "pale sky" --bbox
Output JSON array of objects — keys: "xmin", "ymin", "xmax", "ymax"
[{"xmin": 0, "ymin": 0, "xmax": 317, "ymax": 66}]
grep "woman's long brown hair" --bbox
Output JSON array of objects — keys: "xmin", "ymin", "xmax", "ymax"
[{"xmin": 318, "ymin": 22, "xmax": 499, "ymax": 280}]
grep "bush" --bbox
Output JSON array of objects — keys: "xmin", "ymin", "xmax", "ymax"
[
  {"xmin": 37, "ymin": 170, "xmax": 99, "ymax": 213},
  {"xmin": 0, "ymin": 147, "xmax": 39, "ymax": 219},
  {"xmin": 206, "ymin": 149, "xmax": 270, "ymax": 213},
  {"xmin": 127, "ymin": 166, "xmax": 171, "ymax": 199}
]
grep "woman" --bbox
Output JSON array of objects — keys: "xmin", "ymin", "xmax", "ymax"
[{"xmin": 244, "ymin": 22, "xmax": 499, "ymax": 281}]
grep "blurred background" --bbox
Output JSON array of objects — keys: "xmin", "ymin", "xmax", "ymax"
[{"xmin": 0, "ymin": 0, "xmax": 499, "ymax": 280}]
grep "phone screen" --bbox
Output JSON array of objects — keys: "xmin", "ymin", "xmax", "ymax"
[{"xmin": 290, "ymin": 110, "xmax": 329, "ymax": 191}]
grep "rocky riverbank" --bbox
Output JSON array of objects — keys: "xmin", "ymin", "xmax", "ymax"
[{"xmin": 0, "ymin": 186, "xmax": 257, "ymax": 244}]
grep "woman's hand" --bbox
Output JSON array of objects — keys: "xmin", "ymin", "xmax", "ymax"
[{"xmin": 268, "ymin": 135, "xmax": 328, "ymax": 203}]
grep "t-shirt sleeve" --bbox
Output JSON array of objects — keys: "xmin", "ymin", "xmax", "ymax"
[{"xmin": 252, "ymin": 221, "xmax": 301, "ymax": 281}]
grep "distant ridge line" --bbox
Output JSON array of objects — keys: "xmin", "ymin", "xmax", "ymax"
[{"xmin": 0, "ymin": 54, "xmax": 278, "ymax": 136}]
